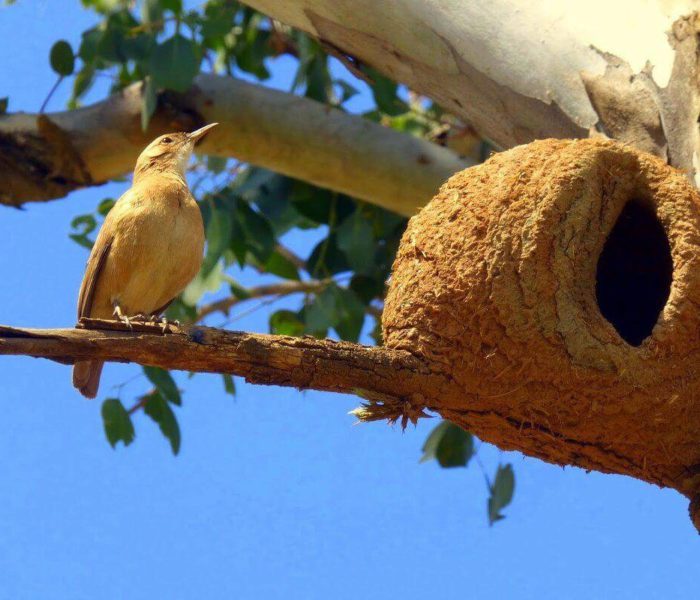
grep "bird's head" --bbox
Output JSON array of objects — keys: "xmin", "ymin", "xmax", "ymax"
[{"xmin": 134, "ymin": 123, "xmax": 219, "ymax": 179}]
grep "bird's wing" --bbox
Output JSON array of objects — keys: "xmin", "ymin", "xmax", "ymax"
[
  {"xmin": 76, "ymin": 189, "xmax": 139, "ymax": 320},
  {"xmin": 77, "ymin": 232, "xmax": 113, "ymax": 320}
]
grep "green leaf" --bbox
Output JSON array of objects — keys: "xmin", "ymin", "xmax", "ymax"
[
  {"xmin": 290, "ymin": 184, "xmax": 354, "ymax": 225},
  {"xmin": 101, "ymin": 398, "xmax": 135, "ymax": 449},
  {"xmin": 80, "ymin": 0, "xmax": 124, "ymax": 13},
  {"xmin": 71, "ymin": 214, "xmax": 96, "ymax": 230},
  {"xmin": 50, "ymin": 40, "xmax": 75, "ymax": 76},
  {"xmin": 236, "ymin": 202, "xmax": 275, "ymax": 263},
  {"xmin": 331, "ymin": 287, "xmax": 365, "ymax": 342},
  {"xmin": 222, "ymin": 374, "xmax": 236, "ymax": 397},
  {"xmin": 201, "ymin": 203, "xmax": 232, "ymax": 276},
  {"xmin": 262, "ymin": 251, "xmax": 300, "ymax": 281},
  {"xmin": 349, "ymin": 274, "xmax": 384, "ymax": 304},
  {"xmin": 149, "ymin": 34, "xmax": 200, "ymax": 92},
  {"xmin": 369, "ymin": 318, "xmax": 383, "ymax": 345},
  {"xmin": 97, "ymin": 197, "xmax": 116, "ymax": 216},
  {"xmin": 207, "ymin": 155, "xmax": 228, "ymax": 174},
  {"xmin": 161, "ymin": 0, "xmax": 182, "ymax": 13},
  {"xmin": 336, "ymin": 210, "xmax": 375, "ymax": 273},
  {"xmin": 69, "ymin": 234, "xmax": 94, "ymax": 250},
  {"xmin": 200, "ymin": 2, "xmax": 235, "ymax": 41},
  {"xmin": 71, "ymin": 65, "xmax": 95, "ymax": 105},
  {"xmin": 143, "ymin": 366, "xmax": 181, "ymax": 406},
  {"xmin": 78, "ymin": 28, "xmax": 101, "ymax": 63},
  {"xmin": 141, "ymin": 76, "xmax": 157, "ymax": 131},
  {"xmin": 420, "ymin": 421, "xmax": 474, "ymax": 468},
  {"xmin": 234, "ymin": 26, "xmax": 271, "ymax": 79},
  {"xmin": 165, "ymin": 297, "xmax": 197, "ymax": 324},
  {"xmin": 141, "ymin": 0, "xmax": 163, "ymax": 24},
  {"xmin": 365, "ymin": 66, "xmax": 408, "ymax": 116},
  {"xmin": 269, "ymin": 309, "xmax": 305, "ymax": 337},
  {"xmin": 488, "ymin": 464, "xmax": 515, "ymax": 525},
  {"xmin": 304, "ymin": 286, "xmax": 336, "ymax": 335},
  {"xmin": 334, "ymin": 80, "xmax": 359, "ymax": 104},
  {"xmin": 144, "ymin": 392, "xmax": 181, "ymax": 455},
  {"xmin": 95, "ymin": 25, "xmax": 125, "ymax": 64},
  {"xmin": 229, "ymin": 282, "xmax": 251, "ymax": 300},
  {"xmin": 182, "ymin": 261, "xmax": 224, "ymax": 305},
  {"xmin": 122, "ymin": 32, "xmax": 155, "ymax": 62},
  {"xmin": 306, "ymin": 235, "xmax": 350, "ymax": 277}
]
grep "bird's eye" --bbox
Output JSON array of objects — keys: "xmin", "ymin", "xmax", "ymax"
[{"xmin": 161, "ymin": 137, "xmax": 172, "ymax": 144}]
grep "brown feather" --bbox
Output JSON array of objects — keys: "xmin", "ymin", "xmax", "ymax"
[
  {"xmin": 71, "ymin": 126, "xmax": 212, "ymax": 399},
  {"xmin": 73, "ymin": 232, "xmax": 113, "ymax": 399},
  {"xmin": 77, "ymin": 236, "xmax": 113, "ymax": 319}
]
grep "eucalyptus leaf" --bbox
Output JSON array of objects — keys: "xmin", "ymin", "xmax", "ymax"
[
  {"xmin": 337, "ymin": 211, "xmax": 375, "ymax": 273},
  {"xmin": 50, "ymin": 40, "xmax": 75, "ymax": 76},
  {"xmin": 143, "ymin": 366, "xmax": 181, "ymax": 406},
  {"xmin": 222, "ymin": 374, "xmax": 236, "ymax": 397},
  {"xmin": 149, "ymin": 34, "xmax": 200, "ymax": 92},
  {"xmin": 488, "ymin": 464, "xmax": 515, "ymax": 525},
  {"xmin": 101, "ymin": 398, "xmax": 135, "ymax": 449},
  {"xmin": 144, "ymin": 392, "xmax": 181, "ymax": 455},
  {"xmin": 420, "ymin": 421, "xmax": 474, "ymax": 468},
  {"xmin": 269, "ymin": 310, "xmax": 305, "ymax": 336},
  {"xmin": 141, "ymin": 76, "xmax": 157, "ymax": 131}
]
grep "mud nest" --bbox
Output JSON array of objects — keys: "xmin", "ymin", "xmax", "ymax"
[{"xmin": 383, "ymin": 138, "xmax": 700, "ymax": 495}]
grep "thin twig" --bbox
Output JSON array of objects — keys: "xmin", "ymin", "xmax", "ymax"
[
  {"xmin": 275, "ymin": 244, "xmax": 307, "ymax": 271},
  {"xmin": 473, "ymin": 443, "xmax": 493, "ymax": 491},
  {"xmin": 39, "ymin": 76, "xmax": 63, "ymax": 113},
  {"xmin": 196, "ymin": 279, "xmax": 333, "ymax": 321}
]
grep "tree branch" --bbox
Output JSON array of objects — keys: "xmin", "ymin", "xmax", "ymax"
[
  {"xmin": 242, "ymin": 0, "xmax": 700, "ymax": 183},
  {"xmin": 0, "ymin": 320, "xmax": 442, "ymax": 426},
  {"xmin": 195, "ymin": 278, "xmax": 332, "ymax": 321},
  {"xmin": 2, "ymin": 316, "xmax": 700, "ymax": 528},
  {"xmin": 0, "ymin": 74, "xmax": 470, "ymax": 213}
]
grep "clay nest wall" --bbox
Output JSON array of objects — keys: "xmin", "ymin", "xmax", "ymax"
[{"xmin": 383, "ymin": 138, "xmax": 700, "ymax": 496}]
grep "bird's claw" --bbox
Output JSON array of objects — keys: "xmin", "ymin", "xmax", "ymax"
[
  {"xmin": 113, "ymin": 305, "xmax": 134, "ymax": 330},
  {"xmin": 158, "ymin": 316, "xmax": 180, "ymax": 334}
]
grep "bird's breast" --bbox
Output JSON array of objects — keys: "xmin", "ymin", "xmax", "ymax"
[{"xmin": 98, "ymin": 191, "xmax": 205, "ymax": 316}]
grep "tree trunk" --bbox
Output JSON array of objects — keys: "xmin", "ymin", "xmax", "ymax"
[{"xmin": 243, "ymin": 0, "xmax": 700, "ymax": 184}]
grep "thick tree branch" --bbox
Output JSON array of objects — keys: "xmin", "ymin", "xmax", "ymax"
[
  {"xmin": 242, "ymin": 0, "xmax": 700, "ymax": 183},
  {"xmin": 2, "ymin": 314, "xmax": 700, "ymax": 528},
  {"xmin": 0, "ymin": 320, "xmax": 443, "ymax": 426},
  {"xmin": 0, "ymin": 74, "xmax": 470, "ymax": 213}
]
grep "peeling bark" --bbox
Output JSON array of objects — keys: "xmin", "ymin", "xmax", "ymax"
[
  {"xmin": 245, "ymin": 0, "xmax": 700, "ymax": 182},
  {"xmin": 0, "ymin": 75, "xmax": 468, "ymax": 213}
]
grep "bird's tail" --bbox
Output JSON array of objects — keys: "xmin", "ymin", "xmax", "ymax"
[{"xmin": 73, "ymin": 360, "xmax": 104, "ymax": 399}]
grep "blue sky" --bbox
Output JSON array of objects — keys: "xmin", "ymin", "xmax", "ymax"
[{"xmin": 0, "ymin": 2, "xmax": 698, "ymax": 599}]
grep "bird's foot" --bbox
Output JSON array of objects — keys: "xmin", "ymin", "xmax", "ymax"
[
  {"xmin": 156, "ymin": 316, "xmax": 180, "ymax": 334},
  {"xmin": 130, "ymin": 313, "xmax": 151, "ymax": 323},
  {"xmin": 113, "ymin": 305, "xmax": 134, "ymax": 330}
]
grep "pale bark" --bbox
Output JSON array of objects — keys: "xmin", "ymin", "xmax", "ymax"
[
  {"xmin": 0, "ymin": 74, "xmax": 469, "ymax": 213},
  {"xmin": 244, "ymin": 0, "xmax": 700, "ymax": 183}
]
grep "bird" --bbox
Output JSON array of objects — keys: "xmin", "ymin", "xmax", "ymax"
[{"xmin": 72, "ymin": 123, "xmax": 218, "ymax": 398}]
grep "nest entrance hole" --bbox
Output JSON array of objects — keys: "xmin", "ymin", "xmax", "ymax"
[{"xmin": 595, "ymin": 198, "xmax": 672, "ymax": 346}]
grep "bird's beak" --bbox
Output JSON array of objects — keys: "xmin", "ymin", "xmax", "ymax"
[{"xmin": 188, "ymin": 122, "xmax": 219, "ymax": 145}]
